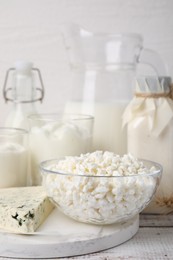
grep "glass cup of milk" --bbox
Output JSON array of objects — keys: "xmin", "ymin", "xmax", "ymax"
[
  {"xmin": 0, "ymin": 127, "xmax": 28, "ymax": 188},
  {"xmin": 28, "ymin": 113, "xmax": 94, "ymax": 185}
]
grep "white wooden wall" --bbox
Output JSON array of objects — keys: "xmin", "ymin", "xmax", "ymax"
[{"xmin": 0, "ymin": 0, "xmax": 173, "ymax": 122}]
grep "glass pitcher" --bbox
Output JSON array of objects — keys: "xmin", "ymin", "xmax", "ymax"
[{"xmin": 62, "ymin": 24, "xmax": 167, "ymax": 154}]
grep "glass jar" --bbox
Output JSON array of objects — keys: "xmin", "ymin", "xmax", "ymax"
[
  {"xmin": 123, "ymin": 76, "xmax": 173, "ymax": 214},
  {"xmin": 28, "ymin": 113, "xmax": 94, "ymax": 185},
  {"xmin": 62, "ymin": 24, "xmax": 167, "ymax": 155},
  {"xmin": 0, "ymin": 127, "xmax": 29, "ymax": 188}
]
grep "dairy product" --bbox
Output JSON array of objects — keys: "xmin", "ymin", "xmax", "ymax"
[
  {"xmin": 65, "ymin": 101, "xmax": 128, "ymax": 154},
  {"xmin": 124, "ymin": 77, "xmax": 173, "ymax": 214},
  {"xmin": 5, "ymin": 103, "xmax": 36, "ymax": 130},
  {"xmin": 0, "ymin": 186, "xmax": 54, "ymax": 233},
  {"xmin": 128, "ymin": 115, "xmax": 173, "ymax": 214},
  {"xmin": 29, "ymin": 121, "xmax": 92, "ymax": 185},
  {"xmin": 42, "ymin": 151, "xmax": 158, "ymax": 224},
  {"xmin": 0, "ymin": 142, "xmax": 28, "ymax": 188}
]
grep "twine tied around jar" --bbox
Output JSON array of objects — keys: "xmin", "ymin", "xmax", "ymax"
[
  {"xmin": 123, "ymin": 78, "xmax": 173, "ymax": 138},
  {"xmin": 135, "ymin": 84, "xmax": 173, "ymax": 99}
]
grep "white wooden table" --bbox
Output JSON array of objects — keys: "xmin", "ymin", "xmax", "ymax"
[{"xmin": 0, "ymin": 214, "xmax": 173, "ymax": 260}]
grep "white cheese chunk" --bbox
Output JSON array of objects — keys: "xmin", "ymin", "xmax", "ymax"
[{"xmin": 0, "ymin": 186, "xmax": 54, "ymax": 233}]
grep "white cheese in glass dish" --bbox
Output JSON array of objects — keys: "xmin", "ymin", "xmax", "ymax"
[{"xmin": 40, "ymin": 151, "xmax": 162, "ymax": 225}]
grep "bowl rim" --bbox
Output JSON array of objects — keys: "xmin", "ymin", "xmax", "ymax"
[
  {"xmin": 40, "ymin": 158, "xmax": 163, "ymax": 178},
  {"xmin": 28, "ymin": 113, "xmax": 94, "ymax": 122}
]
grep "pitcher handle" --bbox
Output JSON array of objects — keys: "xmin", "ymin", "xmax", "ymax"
[{"xmin": 138, "ymin": 48, "xmax": 168, "ymax": 76}]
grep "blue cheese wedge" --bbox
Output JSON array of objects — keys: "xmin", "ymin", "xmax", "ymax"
[{"xmin": 0, "ymin": 186, "xmax": 54, "ymax": 233}]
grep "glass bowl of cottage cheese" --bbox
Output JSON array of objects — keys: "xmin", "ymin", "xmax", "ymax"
[{"xmin": 40, "ymin": 151, "xmax": 162, "ymax": 225}]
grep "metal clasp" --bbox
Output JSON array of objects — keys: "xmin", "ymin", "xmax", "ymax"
[{"xmin": 3, "ymin": 68, "xmax": 45, "ymax": 103}]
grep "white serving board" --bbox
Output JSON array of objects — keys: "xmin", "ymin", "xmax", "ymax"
[{"xmin": 0, "ymin": 209, "xmax": 139, "ymax": 259}]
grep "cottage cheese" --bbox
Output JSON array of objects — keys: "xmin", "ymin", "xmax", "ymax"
[{"xmin": 42, "ymin": 151, "xmax": 157, "ymax": 224}]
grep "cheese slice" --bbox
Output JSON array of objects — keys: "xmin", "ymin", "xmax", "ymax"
[{"xmin": 0, "ymin": 186, "xmax": 54, "ymax": 233}]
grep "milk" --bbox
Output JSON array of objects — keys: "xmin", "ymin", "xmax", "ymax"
[
  {"xmin": 128, "ymin": 117, "xmax": 173, "ymax": 214},
  {"xmin": 29, "ymin": 121, "xmax": 92, "ymax": 185},
  {"xmin": 0, "ymin": 142, "xmax": 28, "ymax": 188},
  {"xmin": 65, "ymin": 101, "xmax": 128, "ymax": 155},
  {"xmin": 5, "ymin": 103, "xmax": 37, "ymax": 130}
]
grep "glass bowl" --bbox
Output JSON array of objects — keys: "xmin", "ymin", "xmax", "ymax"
[{"xmin": 40, "ymin": 157, "xmax": 162, "ymax": 225}]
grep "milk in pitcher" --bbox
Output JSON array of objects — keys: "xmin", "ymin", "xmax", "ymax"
[{"xmin": 65, "ymin": 101, "xmax": 128, "ymax": 154}]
